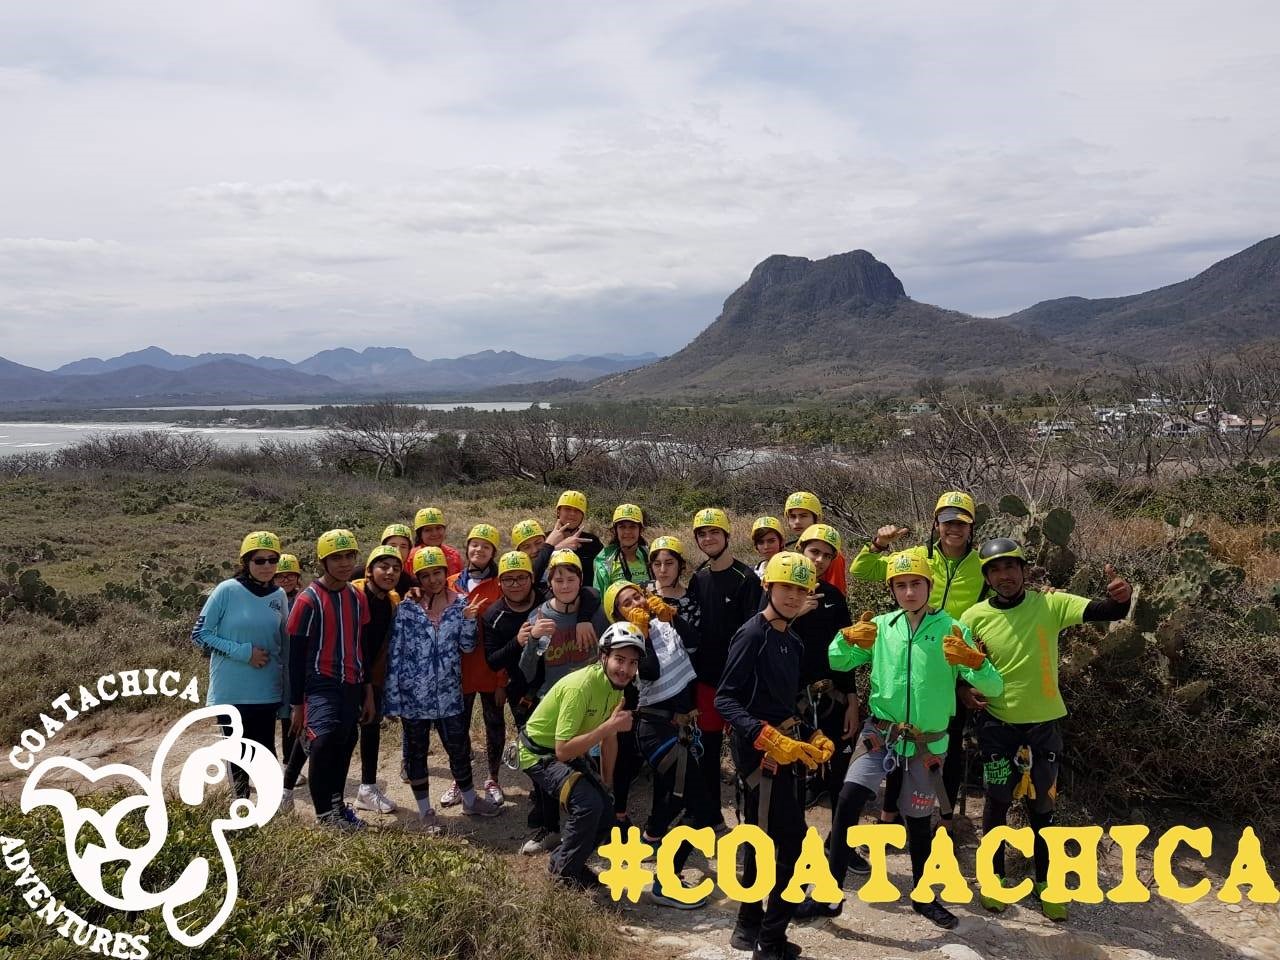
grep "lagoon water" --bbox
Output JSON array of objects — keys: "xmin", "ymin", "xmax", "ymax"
[{"xmin": 0, "ymin": 401, "xmax": 547, "ymax": 456}]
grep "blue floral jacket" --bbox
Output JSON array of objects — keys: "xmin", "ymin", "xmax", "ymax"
[{"xmin": 383, "ymin": 594, "xmax": 476, "ymax": 720}]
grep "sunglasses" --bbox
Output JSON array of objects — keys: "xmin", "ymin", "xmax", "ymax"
[{"xmin": 251, "ymin": 556, "xmax": 280, "ymax": 566}]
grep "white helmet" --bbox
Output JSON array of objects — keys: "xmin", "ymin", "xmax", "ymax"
[{"xmin": 599, "ymin": 621, "xmax": 646, "ymax": 654}]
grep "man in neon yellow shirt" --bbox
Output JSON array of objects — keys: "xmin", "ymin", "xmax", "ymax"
[
  {"xmin": 961, "ymin": 538, "xmax": 1132, "ymax": 921},
  {"xmin": 518, "ymin": 622, "xmax": 642, "ymax": 890}
]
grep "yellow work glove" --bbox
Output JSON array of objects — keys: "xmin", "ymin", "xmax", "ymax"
[
  {"xmin": 754, "ymin": 724, "xmax": 823, "ymax": 770},
  {"xmin": 624, "ymin": 607, "xmax": 651, "ymax": 634},
  {"xmin": 808, "ymin": 730, "xmax": 835, "ymax": 763},
  {"xmin": 644, "ymin": 593, "xmax": 676, "ymax": 623},
  {"xmin": 943, "ymin": 625, "xmax": 986, "ymax": 670},
  {"xmin": 840, "ymin": 610, "xmax": 877, "ymax": 649}
]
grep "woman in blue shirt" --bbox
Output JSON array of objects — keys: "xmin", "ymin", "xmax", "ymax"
[{"xmin": 191, "ymin": 530, "xmax": 289, "ymax": 799}]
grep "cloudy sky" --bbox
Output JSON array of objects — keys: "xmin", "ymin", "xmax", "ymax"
[{"xmin": 3, "ymin": 1, "xmax": 1278, "ymax": 369}]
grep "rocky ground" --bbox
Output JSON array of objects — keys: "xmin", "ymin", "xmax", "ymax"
[{"xmin": 2, "ymin": 710, "xmax": 1276, "ymax": 960}]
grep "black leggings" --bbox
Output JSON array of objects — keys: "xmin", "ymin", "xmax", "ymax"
[
  {"xmin": 637, "ymin": 720, "xmax": 717, "ymax": 874},
  {"xmin": 612, "ymin": 729, "xmax": 642, "ymax": 817},
  {"xmin": 983, "ymin": 796, "xmax": 1054, "ymax": 882},
  {"xmin": 460, "ymin": 690, "xmax": 505, "ymax": 782},
  {"xmin": 697, "ymin": 729, "xmax": 726, "ymax": 827},
  {"xmin": 829, "ymin": 781, "xmax": 935, "ymax": 887},
  {"xmin": 216, "ymin": 704, "xmax": 278, "ymax": 800}
]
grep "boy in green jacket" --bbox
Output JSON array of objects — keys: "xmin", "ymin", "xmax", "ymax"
[
  {"xmin": 796, "ymin": 551, "xmax": 1004, "ymax": 930},
  {"xmin": 848, "ymin": 490, "xmax": 985, "ymax": 833}
]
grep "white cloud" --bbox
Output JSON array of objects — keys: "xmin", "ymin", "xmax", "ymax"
[{"xmin": 1, "ymin": 0, "xmax": 1278, "ymax": 367}]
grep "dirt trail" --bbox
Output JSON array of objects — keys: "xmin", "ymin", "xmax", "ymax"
[{"xmin": 3, "ymin": 709, "xmax": 1277, "ymax": 960}]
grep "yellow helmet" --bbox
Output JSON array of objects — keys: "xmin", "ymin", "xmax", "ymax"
[
  {"xmin": 239, "ymin": 530, "xmax": 282, "ymax": 559},
  {"xmin": 316, "ymin": 529, "xmax": 359, "ymax": 562},
  {"xmin": 785, "ymin": 491, "xmax": 823, "ymax": 518},
  {"xmin": 751, "ymin": 516, "xmax": 785, "ymax": 541},
  {"xmin": 467, "ymin": 523, "xmax": 501, "ymax": 550},
  {"xmin": 649, "ymin": 535, "xmax": 684, "ymax": 558},
  {"xmin": 365, "ymin": 545, "xmax": 403, "ymax": 571},
  {"xmin": 413, "ymin": 507, "xmax": 446, "ymax": 532},
  {"xmin": 546, "ymin": 549, "xmax": 583, "ymax": 576},
  {"xmin": 411, "ymin": 546, "xmax": 447, "ymax": 575},
  {"xmin": 602, "ymin": 580, "xmax": 644, "ymax": 623},
  {"xmin": 885, "ymin": 551, "xmax": 934, "ymax": 586},
  {"xmin": 381, "ymin": 523, "xmax": 413, "ymax": 544},
  {"xmin": 692, "ymin": 507, "xmax": 730, "ymax": 533},
  {"xmin": 612, "ymin": 503, "xmax": 644, "ymax": 526},
  {"xmin": 275, "ymin": 554, "xmax": 301, "ymax": 575},
  {"xmin": 557, "ymin": 490, "xmax": 588, "ymax": 514},
  {"xmin": 511, "ymin": 518, "xmax": 545, "ymax": 549},
  {"xmin": 497, "ymin": 551, "xmax": 534, "ymax": 577},
  {"xmin": 798, "ymin": 523, "xmax": 842, "ymax": 555},
  {"xmin": 934, "ymin": 491, "xmax": 976, "ymax": 524},
  {"xmin": 762, "ymin": 551, "xmax": 817, "ymax": 589}
]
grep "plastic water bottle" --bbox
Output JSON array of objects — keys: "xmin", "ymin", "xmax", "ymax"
[{"xmin": 536, "ymin": 634, "xmax": 551, "ymax": 656}]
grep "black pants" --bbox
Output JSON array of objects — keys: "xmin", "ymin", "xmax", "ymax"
[
  {"xmin": 732, "ymin": 737, "xmax": 805, "ymax": 949},
  {"xmin": 612, "ymin": 729, "xmax": 642, "ymax": 817},
  {"xmin": 696, "ymin": 729, "xmax": 727, "ymax": 828},
  {"xmin": 216, "ymin": 703, "xmax": 278, "ymax": 800},
  {"xmin": 637, "ymin": 719, "xmax": 717, "ymax": 875},
  {"xmin": 301, "ymin": 676, "xmax": 363, "ymax": 817},
  {"xmin": 460, "ymin": 690, "xmax": 506, "ymax": 782},
  {"xmin": 527, "ymin": 758, "xmax": 608, "ymax": 884},
  {"xmin": 804, "ymin": 695, "xmax": 852, "ymax": 814}
]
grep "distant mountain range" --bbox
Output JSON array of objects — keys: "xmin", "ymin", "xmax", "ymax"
[
  {"xmin": 593, "ymin": 234, "xmax": 1280, "ymax": 398},
  {"xmin": 0, "ymin": 348, "xmax": 659, "ymax": 407}
]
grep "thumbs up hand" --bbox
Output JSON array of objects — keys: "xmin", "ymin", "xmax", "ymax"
[
  {"xmin": 1104, "ymin": 563, "xmax": 1132, "ymax": 604},
  {"xmin": 840, "ymin": 610, "xmax": 878, "ymax": 649}
]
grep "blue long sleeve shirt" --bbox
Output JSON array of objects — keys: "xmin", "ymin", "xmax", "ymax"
[
  {"xmin": 191, "ymin": 578, "xmax": 289, "ymax": 707},
  {"xmin": 383, "ymin": 595, "xmax": 477, "ymax": 720}
]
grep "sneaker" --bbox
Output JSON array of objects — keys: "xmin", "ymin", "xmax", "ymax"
[
  {"xmin": 1034, "ymin": 881, "xmax": 1068, "ymax": 922},
  {"xmin": 483, "ymin": 778, "xmax": 505, "ymax": 805},
  {"xmin": 848, "ymin": 848, "xmax": 872, "ymax": 876},
  {"xmin": 279, "ymin": 788, "xmax": 294, "ymax": 814},
  {"xmin": 462, "ymin": 795, "xmax": 504, "ymax": 817},
  {"xmin": 731, "ymin": 925, "xmax": 802, "ymax": 954},
  {"xmin": 521, "ymin": 828, "xmax": 561, "ymax": 855},
  {"xmin": 749, "ymin": 941, "xmax": 802, "ymax": 959},
  {"xmin": 440, "ymin": 782, "xmax": 463, "ymax": 807},
  {"xmin": 409, "ymin": 810, "xmax": 444, "ymax": 837},
  {"xmin": 338, "ymin": 803, "xmax": 367, "ymax": 831},
  {"xmin": 355, "ymin": 783, "xmax": 397, "ymax": 814},
  {"xmin": 318, "ymin": 807, "xmax": 365, "ymax": 833},
  {"xmin": 914, "ymin": 900, "xmax": 959, "ymax": 929},
  {"xmin": 651, "ymin": 880, "xmax": 709, "ymax": 910},
  {"xmin": 979, "ymin": 874, "xmax": 1011, "ymax": 913},
  {"xmin": 794, "ymin": 898, "xmax": 842, "ymax": 921}
]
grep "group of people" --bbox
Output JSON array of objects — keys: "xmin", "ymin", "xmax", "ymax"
[{"xmin": 191, "ymin": 486, "xmax": 1132, "ymax": 960}]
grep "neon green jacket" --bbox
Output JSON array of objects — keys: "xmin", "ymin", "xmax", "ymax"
[
  {"xmin": 592, "ymin": 544, "xmax": 649, "ymax": 596},
  {"xmin": 849, "ymin": 543, "xmax": 984, "ymax": 619},
  {"xmin": 828, "ymin": 608, "xmax": 1003, "ymax": 756}
]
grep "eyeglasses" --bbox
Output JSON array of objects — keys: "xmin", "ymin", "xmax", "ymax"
[
  {"xmin": 251, "ymin": 556, "xmax": 280, "ymax": 566},
  {"xmin": 499, "ymin": 576, "xmax": 532, "ymax": 587}
]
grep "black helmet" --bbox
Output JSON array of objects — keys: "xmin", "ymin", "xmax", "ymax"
[{"xmin": 978, "ymin": 538, "xmax": 1026, "ymax": 569}]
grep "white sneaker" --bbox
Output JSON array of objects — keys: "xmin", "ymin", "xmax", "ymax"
[
  {"xmin": 355, "ymin": 783, "xmax": 397, "ymax": 814},
  {"xmin": 279, "ymin": 788, "xmax": 294, "ymax": 814},
  {"xmin": 439, "ymin": 782, "xmax": 463, "ymax": 807},
  {"xmin": 520, "ymin": 828, "xmax": 561, "ymax": 855},
  {"xmin": 483, "ymin": 778, "xmax": 505, "ymax": 805}
]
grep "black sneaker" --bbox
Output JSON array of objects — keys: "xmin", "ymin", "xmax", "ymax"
[
  {"xmin": 794, "ymin": 898, "xmax": 842, "ymax": 921},
  {"xmin": 848, "ymin": 849, "xmax": 872, "ymax": 876},
  {"xmin": 729, "ymin": 924, "xmax": 759, "ymax": 951},
  {"xmin": 750, "ymin": 941, "xmax": 802, "ymax": 959},
  {"xmin": 913, "ymin": 900, "xmax": 959, "ymax": 929}
]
